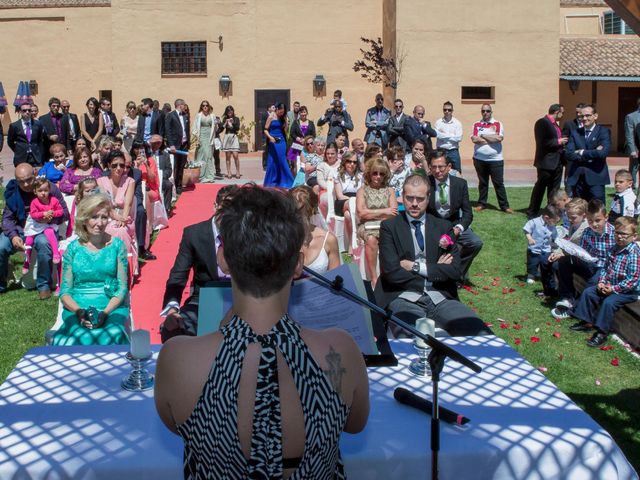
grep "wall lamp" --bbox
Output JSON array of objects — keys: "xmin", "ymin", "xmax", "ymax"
[
  {"xmin": 219, "ymin": 74, "xmax": 231, "ymax": 97},
  {"xmin": 313, "ymin": 74, "xmax": 326, "ymax": 97}
]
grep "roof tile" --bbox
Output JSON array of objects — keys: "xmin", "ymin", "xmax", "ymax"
[{"xmin": 560, "ymin": 37, "xmax": 640, "ymax": 76}]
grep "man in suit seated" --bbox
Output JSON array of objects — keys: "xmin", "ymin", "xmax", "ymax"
[
  {"xmin": 426, "ymin": 149, "xmax": 483, "ymax": 284},
  {"xmin": 159, "ymin": 184, "xmax": 239, "ymax": 342},
  {"xmin": 7, "ymin": 103, "xmax": 46, "ymax": 168},
  {"xmin": 565, "ymin": 104, "xmax": 610, "ymax": 203},
  {"xmin": 375, "ymin": 173, "xmax": 491, "ymax": 337}
]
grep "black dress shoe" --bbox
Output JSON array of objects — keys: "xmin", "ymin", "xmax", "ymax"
[
  {"xmin": 569, "ymin": 321, "xmax": 594, "ymax": 332},
  {"xmin": 587, "ymin": 331, "xmax": 608, "ymax": 347},
  {"xmin": 141, "ymin": 250, "xmax": 157, "ymax": 261}
]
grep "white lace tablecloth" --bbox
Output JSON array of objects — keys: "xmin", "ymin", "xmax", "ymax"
[{"xmin": 0, "ymin": 337, "xmax": 636, "ymax": 479}]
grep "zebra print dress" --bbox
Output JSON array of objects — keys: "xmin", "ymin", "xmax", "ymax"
[{"xmin": 177, "ymin": 314, "xmax": 350, "ymax": 479}]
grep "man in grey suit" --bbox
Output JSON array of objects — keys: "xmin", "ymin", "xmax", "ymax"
[{"xmin": 624, "ymin": 98, "xmax": 640, "ymax": 188}]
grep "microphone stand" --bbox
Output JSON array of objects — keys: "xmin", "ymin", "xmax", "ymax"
[{"xmin": 302, "ymin": 266, "xmax": 481, "ymax": 480}]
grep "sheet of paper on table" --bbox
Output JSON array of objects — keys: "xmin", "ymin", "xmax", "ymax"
[{"xmin": 197, "ymin": 264, "xmax": 379, "ymax": 355}]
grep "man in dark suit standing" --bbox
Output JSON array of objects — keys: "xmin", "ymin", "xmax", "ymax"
[
  {"xmin": 403, "ymin": 105, "xmax": 437, "ymax": 153},
  {"xmin": 149, "ymin": 134, "xmax": 174, "ymax": 213},
  {"xmin": 375, "ymin": 173, "xmax": 490, "ymax": 337},
  {"xmin": 364, "ymin": 93, "xmax": 391, "ymax": 148},
  {"xmin": 7, "ymin": 103, "xmax": 46, "ymax": 167},
  {"xmin": 160, "ymin": 185, "xmax": 238, "ymax": 342},
  {"xmin": 165, "ymin": 98, "xmax": 190, "ymax": 193},
  {"xmin": 526, "ymin": 104, "xmax": 569, "ymax": 217},
  {"xmin": 99, "ymin": 97, "xmax": 120, "ymax": 139},
  {"xmin": 135, "ymin": 98, "xmax": 164, "ymax": 144},
  {"xmin": 60, "ymin": 99, "xmax": 80, "ymax": 151},
  {"xmin": 426, "ymin": 150, "xmax": 483, "ymax": 284},
  {"xmin": 388, "ymin": 98, "xmax": 408, "ymax": 151},
  {"xmin": 565, "ymin": 104, "xmax": 611, "ymax": 203},
  {"xmin": 39, "ymin": 97, "xmax": 69, "ymax": 163},
  {"xmin": 561, "ymin": 103, "xmax": 585, "ymax": 195}
]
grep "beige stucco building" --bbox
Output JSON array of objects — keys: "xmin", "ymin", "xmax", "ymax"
[{"xmin": 1, "ymin": 0, "xmax": 635, "ymax": 160}]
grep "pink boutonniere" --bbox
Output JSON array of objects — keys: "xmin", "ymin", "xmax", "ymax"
[{"xmin": 439, "ymin": 234, "xmax": 454, "ymax": 250}]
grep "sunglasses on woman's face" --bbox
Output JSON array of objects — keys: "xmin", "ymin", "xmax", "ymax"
[
  {"xmin": 345, "ymin": 160, "xmax": 358, "ymax": 165},
  {"xmin": 112, "ymin": 163, "xmax": 126, "ymax": 169}
]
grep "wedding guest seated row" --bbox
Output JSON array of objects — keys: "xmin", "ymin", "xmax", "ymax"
[
  {"xmin": 316, "ymin": 142, "xmax": 340, "ymax": 218},
  {"xmin": 334, "ymin": 151, "xmax": 363, "ymax": 251},
  {"xmin": 59, "ymin": 147, "xmax": 103, "ymax": 195},
  {"xmin": 53, "ymin": 193, "xmax": 130, "ymax": 346}
]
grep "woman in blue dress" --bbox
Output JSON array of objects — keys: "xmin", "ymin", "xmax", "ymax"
[{"xmin": 263, "ymin": 103, "xmax": 294, "ymax": 188}]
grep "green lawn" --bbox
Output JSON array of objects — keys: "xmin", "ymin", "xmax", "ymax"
[{"xmin": 0, "ymin": 185, "xmax": 638, "ymax": 471}]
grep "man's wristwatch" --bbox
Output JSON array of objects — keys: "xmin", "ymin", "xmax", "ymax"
[{"xmin": 412, "ymin": 261, "xmax": 420, "ymax": 273}]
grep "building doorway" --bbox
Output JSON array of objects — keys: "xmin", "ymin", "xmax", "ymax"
[
  {"xmin": 254, "ymin": 89, "xmax": 290, "ymax": 151},
  {"xmin": 618, "ymin": 87, "xmax": 640, "ymax": 153}
]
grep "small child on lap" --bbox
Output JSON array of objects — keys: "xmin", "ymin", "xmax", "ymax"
[
  {"xmin": 523, "ymin": 204, "xmax": 560, "ymax": 295},
  {"xmin": 23, "ymin": 177, "xmax": 64, "ymax": 273},
  {"xmin": 568, "ymin": 217, "xmax": 640, "ymax": 347}
]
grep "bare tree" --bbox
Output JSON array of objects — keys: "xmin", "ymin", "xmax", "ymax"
[{"xmin": 353, "ymin": 37, "xmax": 406, "ymax": 95}]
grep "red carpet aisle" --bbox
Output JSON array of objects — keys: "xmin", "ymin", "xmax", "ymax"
[{"xmin": 132, "ymin": 184, "xmax": 222, "ymax": 343}]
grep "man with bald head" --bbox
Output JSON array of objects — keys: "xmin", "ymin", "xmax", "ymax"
[
  {"xmin": 0, "ymin": 164, "xmax": 69, "ymax": 298},
  {"xmin": 403, "ymin": 105, "xmax": 437, "ymax": 153}
]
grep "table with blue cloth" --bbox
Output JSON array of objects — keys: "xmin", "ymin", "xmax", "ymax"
[{"xmin": 0, "ymin": 337, "xmax": 636, "ymax": 479}]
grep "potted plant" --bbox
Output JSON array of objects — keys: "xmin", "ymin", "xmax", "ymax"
[
  {"xmin": 182, "ymin": 157, "xmax": 202, "ymax": 189},
  {"xmin": 237, "ymin": 116, "xmax": 256, "ymax": 154}
]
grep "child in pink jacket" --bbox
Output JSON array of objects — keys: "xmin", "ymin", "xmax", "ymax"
[{"xmin": 23, "ymin": 177, "xmax": 64, "ymax": 273}]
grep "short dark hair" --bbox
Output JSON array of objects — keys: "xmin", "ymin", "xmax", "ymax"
[
  {"xmin": 583, "ymin": 104, "xmax": 597, "ymax": 114},
  {"xmin": 586, "ymin": 199, "xmax": 607, "ymax": 217},
  {"xmin": 105, "ymin": 150, "xmax": 125, "ymax": 165},
  {"xmin": 443, "ymin": 101, "xmax": 453, "ymax": 109},
  {"xmin": 576, "ymin": 102, "xmax": 587, "ymax": 109},
  {"xmin": 540, "ymin": 204, "xmax": 561, "ymax": 220},
  {"xmin": 100, "ymin": 97, "xmax": 111, "ymax": 105},
  {"xmin": 217, "ymin": 186, "xmax": 305, "ymax": 298},
  {"xmin": 548, "ymin": 104, "xmax": 563, "ymax": 114},
  {"xmin": 334, "ymin": 89, "xmax": 342, "ymax": 97},
  {"xmin": 48, "ymin": 97, "xmax": 61, "ymax": 107},
  {"xmin": 394, "ymin": 98, "xmax": 404, "ymax": 105},
  {"xmin": 402, "ymin": 173, "xmax": 430, "ymax": 193},
  {"xmin": 215, "ymin": 184, "xmax": 239, "ymax": 208},
  {"xmin": 141, "ymin": 98, "xmax": 153, "ymax": 108},
  {"xmin": 411, "ymin": 138, "xmax": 428, "ymax": 150},
  {"xmin": 427, "ymin": 149, "xmax": 450, "ymax": 166}
]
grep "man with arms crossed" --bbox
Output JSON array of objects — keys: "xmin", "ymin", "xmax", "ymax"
[{"xmin": 375, "ymin": 174, "xmax": 491, "ymax": 337}]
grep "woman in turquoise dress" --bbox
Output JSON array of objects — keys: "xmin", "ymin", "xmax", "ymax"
[
  {"xmin": 263, "ymin": 103, "xmax": 294, "ymax": 188},
  {"xmin": 53, "ymin": 193, "xmax": 130, "ymax": 346}
]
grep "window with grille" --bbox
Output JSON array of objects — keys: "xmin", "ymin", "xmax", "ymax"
[
  {"xmin": 161, "ymin": 41, "xmax": 207, "ymax": 75},
  {"xmin": 461, "ymin": 86, "xmax": 495, "ymax": 101},
  {"xmin": 603, "ymin": 11, "xmax": 635, "ymax": 35}
]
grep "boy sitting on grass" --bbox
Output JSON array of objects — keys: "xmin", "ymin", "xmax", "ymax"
[
  {"xmin": 552, "ymin": 200, "xmax": 615, "ymax": 317},
  {"xmin": 566, "ymin": 217, "xmax": 640, "ymax": 347},
  {"xmin": 523, "ymin": 205, "xmax": 560, "ymax": 296},
  {"xmin": 608, "ymin": 169, "xmax": 636, "ymax": 223}
]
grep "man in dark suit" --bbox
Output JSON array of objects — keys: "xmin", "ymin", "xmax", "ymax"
[
  {"xmin": 403, "ymin": 105, "xmax": 437, "ymax": 153},
  {"xmin": 426, "ymin": 150, "xmax": 483, "ymax": 283},
  {"xmin": 160, "ymin": 185, "xmax": 238, "ymax": 342},
  {"xmin": 526, "ymin": 104, "xmax": 569, "ymax": 217},
  {"xmin": 375, "ymin": 173, "xmax": 491, "ymax": 337},
  {"xmin": 565, "ymin": 104, "xmax": 611, "ymax": 203},
  {"xmin": 165, "ymin": 98, "xmax": 190, "ymax": 193},
  {"xmin": 60, "ymin": 100, "xmax": 80, "ymax": 151},
  {"xmin": 99, "ymin": 97, "xmax": 120, "ymax": 139},
  {"xmin": 135, "ymin": 98, "xmax": 164, "ymax": 144},
  {"xmin": 7, "ymin": 103, "xmax": 46, "ymax": 167},
  {"xmin": 388, "ymin": 98, "xmax": 408, "ymax": 151},
  {"xmin": 561, "ymin": 102, "xmax": 585, "ymax": 194},
  {"xmin": 149, "ymin": 134, "xmax": 174, "ymax": 213},
  {"xmin": 39, "ymin": 97, "xmax": 69, "ymax": 163}
]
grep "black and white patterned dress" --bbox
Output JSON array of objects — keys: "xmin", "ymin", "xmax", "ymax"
[{"xmin": 177, "ymin": 314, "xmax": 350, "ymax": 479}]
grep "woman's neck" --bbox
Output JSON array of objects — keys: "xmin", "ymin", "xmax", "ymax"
[
  {"xmin": 231, "ymin": 284, "xmax": 290, "ymax": 335},
  {"xmin": 87, "ymin": 232, "xmax": 107, "ymax": 249}
]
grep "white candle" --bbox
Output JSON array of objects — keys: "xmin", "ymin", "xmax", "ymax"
[
  {"xmin": 414, "ymin": 318, "xmax": 435, "ymax": 349},
  {"xmin": 130, "ymin": 329, "xmax": 152, "ymax": 359}
]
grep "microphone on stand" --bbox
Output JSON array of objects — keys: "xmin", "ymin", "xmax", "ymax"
[{"xmin": 394, "ymin": 387, "xmax": 470, "ymax": 426}]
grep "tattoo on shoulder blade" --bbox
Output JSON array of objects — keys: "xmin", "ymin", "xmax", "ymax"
[{"xmin": 324, "ymin": 346, "xmax": 346, "ymax": 394}]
